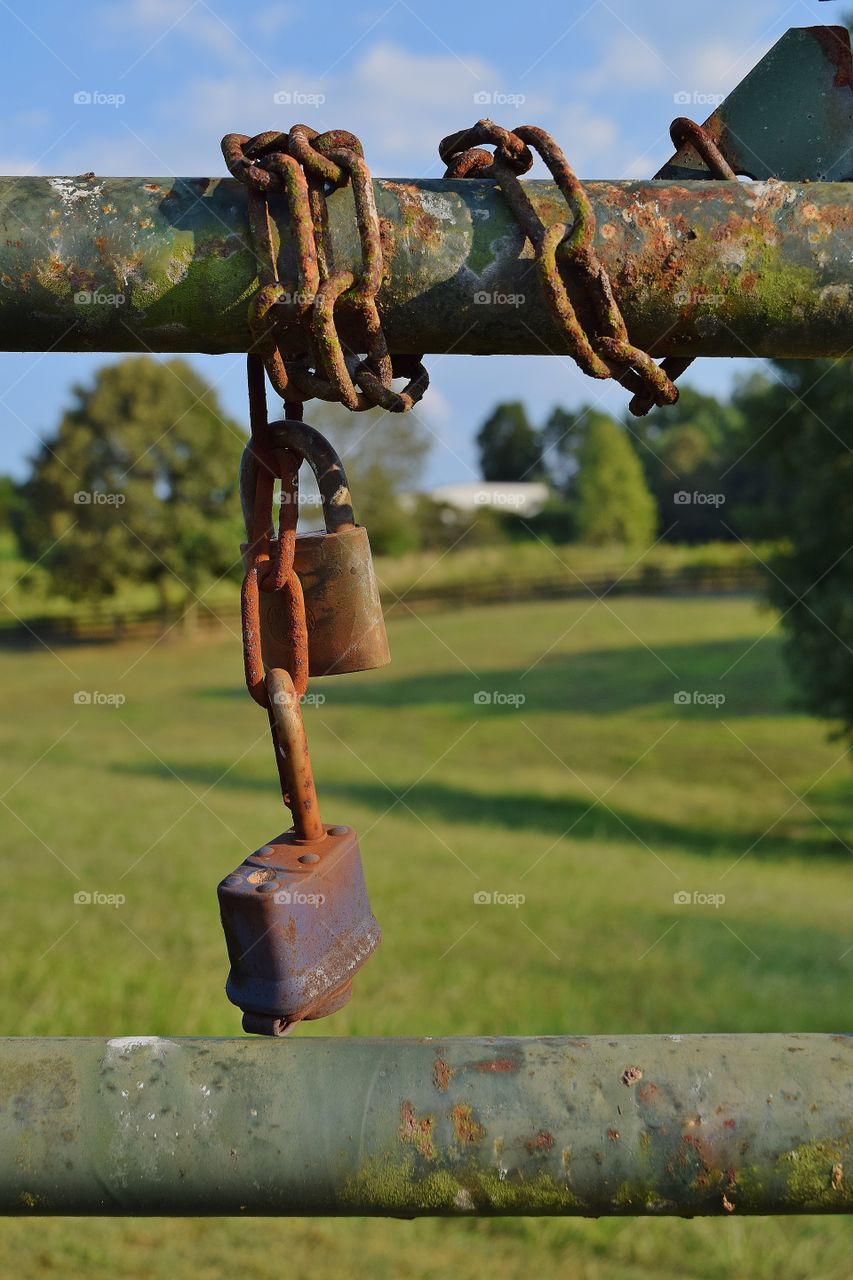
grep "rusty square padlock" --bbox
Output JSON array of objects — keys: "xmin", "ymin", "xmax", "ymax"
[
  {"xmin": 217, "ymin": 668, "xmax": 380, "ymax": 1035},
  {"xmin": 239, "ymin": 419, "xmax": 389, "ymax": 678}
]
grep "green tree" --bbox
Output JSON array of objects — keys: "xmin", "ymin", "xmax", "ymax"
[
  {"xmin": 540, "ymin": 405, "xmax": 587, "ymax": 495},
  {"xmin": 0, "ymin": 475, "xmax": 27, "ymax": 538},
  {"xmin": 476, "ymin": 401, "xmax": 542, "ymax": 482},
  {"xmin": 634, "ymin": 386, "xmax": 750, "ymax": 542},
  {"xmin": 733, "ymin": 358, "xmax": 853, "ymax": 739},
  {"xmin": 13, "ymin": 357, "xmax": 244, "ymax": 618},
  {"xmin": 573, "ymin": 411, "xmax": 657, "ymax": 546}
]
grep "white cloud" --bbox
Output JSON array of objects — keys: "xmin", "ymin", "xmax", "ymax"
[
  {"xmin": 14, "ymin": 110, "xmax": 52, "ymax": 131},
  {"xmin": 103, "ymin": 0, "xmax": 269, "ymax": 68},
  {"xmin": 113, "ymin": 0, "xmax": 187, "ymax": 21},
  {"xmin": 551, "ymin": 104, "xmax": 619, "ymax": 175},
  {"xmin": 65, "ymin": 40, "xmax": 549, "ymax": 178},
  {"xmin": 689, "ymin": 40, "xmax": 754, "ymax": 87},
  {"xmin": 418, "ymin": 383, "xmax": 451, "ymax": 429},
  {"xmin": 0, "ymin": 157, "xmax": 43, "ymax": 176},
  {"xmin": 252, "ymin": 5, "xmax": 296, "ymax": 37},
  {"xmin": 620, "ymin": 153, "xmax": 660, "ymax": 180},
  {"xmin": 579, "ymin": 29, "xmax": 675, "ymax": 92},
  {"xmin": 53, "ymin": 28, "xmax": 621, "ymax": 183},
  {"xmin": 343, "ymin": 42, "xmax": 498, "ymax": 173},
  {"xmin": 120, "ymin": 0, "xmax": 191, "ymax": 17}
]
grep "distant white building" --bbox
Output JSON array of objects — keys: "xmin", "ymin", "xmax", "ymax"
[{"xmin": 426, "ymin": 481, "xmax": 551, "ymax": 517}]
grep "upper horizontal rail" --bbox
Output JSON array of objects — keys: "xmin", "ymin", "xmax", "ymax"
[{"xmin": 0, "ymin": 176, "xmax": 848, "ymax": 358}]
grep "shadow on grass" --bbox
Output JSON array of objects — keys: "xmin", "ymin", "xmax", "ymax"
[
  {"xmin": 197, "ymin": 636, "xmax": 791, "ymax": 719},
  {"xmin": 112, "ymin": 762, "xmax": 852, "ymax": 863}
]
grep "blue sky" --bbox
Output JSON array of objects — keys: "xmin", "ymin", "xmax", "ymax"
[{"xmin": 0, "ymin": 0, "xmax": 842, "ymax": 485}]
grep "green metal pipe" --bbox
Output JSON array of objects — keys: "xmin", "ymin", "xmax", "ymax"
[
  {"xmin": 2, "ymin": 1034, "xmax": 852, "ymax": 1216},
  {"xmin": 0, "ymin": 175, "xmax": 848, "ymax": 358}
]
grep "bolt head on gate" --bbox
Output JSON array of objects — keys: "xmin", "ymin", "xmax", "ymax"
[{"xmin": 217, "ymin": 823, "xmax": 381, "ymax": 1035}]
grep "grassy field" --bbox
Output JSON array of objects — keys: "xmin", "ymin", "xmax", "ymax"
[{"xmin": 0, "ymin": 592, "xmax": 851, "ymax": 1277}]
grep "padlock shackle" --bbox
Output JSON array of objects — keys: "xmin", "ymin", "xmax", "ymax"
[
  {"xmin": 238, "ymin": 445, "xmax": 270, "ymax": 542},
  {"xmin": 266, "ymin": 419, "xmax": 357, "ymax": 534},
  {"xmin": 265, "ymin": 667, "xmax": 325, "ymax": 842}
]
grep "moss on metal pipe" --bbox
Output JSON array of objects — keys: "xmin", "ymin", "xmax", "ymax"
[
  {"xmin": 0, "ymin": 175, "xmax": 848, "ymax": 358},
  {"xmin": 1, "ymin": 1034, "xmax": 852, "ymax": 1216}
]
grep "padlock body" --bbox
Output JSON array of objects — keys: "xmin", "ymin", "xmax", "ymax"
[
  {"xmin": 217, "ymin": 824, "xmax": 380, "ymax": 1023},
  {"xmin": 242, "ymin": 526, "xmax": 390, "ymax": 677}
]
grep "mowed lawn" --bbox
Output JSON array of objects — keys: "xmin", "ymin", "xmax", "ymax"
[{"xmin": 0, "ymin": 593, "xmax": 851, "ymax": 1278}]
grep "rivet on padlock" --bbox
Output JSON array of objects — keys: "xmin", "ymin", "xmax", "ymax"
[
  {"xmin": 239, "ymin": 419, "xmax": 389, "ymax": 679},
  {"xmin": 217, "ymin": 668, "xmax": 381, "ymax": 1036}
]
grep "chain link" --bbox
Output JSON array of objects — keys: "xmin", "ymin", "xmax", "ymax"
[
  {"xmin": 238, "ymin": 354, "xmax": 311, "ymax": 818},
  {"xmin": 667, "ymin": 117, "xmax": 737, "ymax": 182},
  {"xmin": 227, "ymin": 117, "xmax": 735, "ymax": 422},
  {"xmin": 623, "ymin": 116, "xmax": 739, "ymax": 416},
  {"xmin": 223, "ymin": 126, "xmax": 429, "ymax": 416},
  {"xmin": 440, "ymin": 118, "xmax": 680, "ymax": 417},
  {"xmin": 240, "ymin": 354, "xmax": 309, "ymax": 706},
  {"xmin": 230, "ymin": 117, "xmax": 733, "ymax": 821}
]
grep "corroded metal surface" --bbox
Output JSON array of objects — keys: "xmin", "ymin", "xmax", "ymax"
[
  {"xmin": 240, "ymin": 359, "xmax": 309, "ymax": 708},
  {"xmin": 265, "ymin": 669, "xmax": 324, "ymax": 841},
  {"xmin": 440, "ymin": 119, "xmax": 680, "ymax": 414},
  {"xmin": 240, "ymin": 412, "xmax": 390, "ymax": 680},
  {"xmin": 218, "ymin": 823, "xmax": 380, "ymax": 1035},
  {"xmin": 0, "ymin": 176, "xmax": 848, "ymax": 358},
  {"xmin": 221, "ymin": 125, "xmax": 428, "ymax": 413},
  {"xmin": 1, "ymin": 1035, "xmax": 851, "ymax": 1215},
  {"xmin": 249, "ymin": 525, "xmax": 391, "ymax": 679},
  {"xmin": 218, "ymin": 667, "xmax": 381, "ymax": 1034},
  {"xmin": 231, "ymin": 374, "xmax": 384, "ymax": 1036}
]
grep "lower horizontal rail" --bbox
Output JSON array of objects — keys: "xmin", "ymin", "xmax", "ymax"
[{"xmin": 3, "ymin": 1035, "xmax": 852, "ymax": 1216}]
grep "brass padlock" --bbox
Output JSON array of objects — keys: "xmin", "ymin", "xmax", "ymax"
[
  {"xmin": 217, "ymin": 668, "xmax": 381, "ymax": 1036},
  {"xmin": 240, "ymin": 418, "xmax": 389, "ymax": 678}
]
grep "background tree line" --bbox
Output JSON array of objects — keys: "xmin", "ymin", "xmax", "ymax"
[
  {"xmin": 474, "ymin": 381, "xmax": 775, "ymax": 548},
  {"xmin": 3, "ymin": 355, "xmax": 853, "ymax": 745}
]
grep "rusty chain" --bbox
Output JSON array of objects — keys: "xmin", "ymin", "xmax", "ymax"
[
  {"xmin": 224, "ymin": 117, "xmax": 737, "ymax": 423},
  {"xmin": 239, "ymin": 352, "xmax": 310, "ymax": 816},
  {"xmin": 225, "ymin": 114, "xmax": 738, "ymax": 866},
  {"xmin": 440, "ymin": 119, "xmax": 680, "ymax": 417},
  {"xmin": 222, "ymin": 125, "xmax": 429, "ymax": 416},
  {"xmin": 234, "ymin": 117, "xmax": 732, "ymax": 712},
  {"xmin": 623, "ymin": 116, "xmax": 740, "ymax": 416},
  {"xmin": 225, "ymin": 123, "xmax": 429, "ymax": 826},
  {"xmin": 241, "ymin": 353, "xmax": 309, "ymax": 706},
  {"xmin": 667, "ymin": 116, "xmax": 737, "ymax": 182}
]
